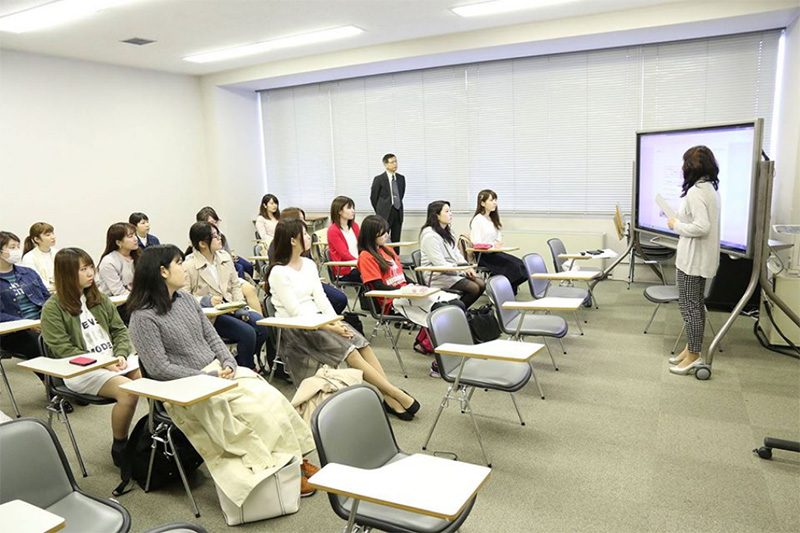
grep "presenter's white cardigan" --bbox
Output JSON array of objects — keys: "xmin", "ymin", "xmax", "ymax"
[{"xmin": 673, "ymin": 181, "xmax": 721, "ymax": 279}]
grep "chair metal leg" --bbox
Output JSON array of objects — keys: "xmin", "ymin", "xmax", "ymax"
[
  {"xmin": 572, "ymin": 311, "xmax": 584, "ymax": 335},
  {"xmin": 556, "ymin": 337, "xmax": 566, "ymax": 356},
  {"xmin": 422, "ymin": 386, "xmax": 451, "ymax": 451},
  {"xmin": 529, "ymin": 365, "xmax": 545, "ymax": 400},
  {"xmin": 167, "ymin": 426, "xmax": 201, "ymax": 517},
  {"xmin": 268, "ymin": 329, "xmax": 281, "ymax": 383},
  {"xmin": 643, "ymin": 303, "xmax": 661, "ymax": 334},
  {"xmin": 0, "ymin": 360, "xmax": 20, "ymax": 417},
  {"xmin": 541, "ymin": 338, "xmax": 559, "ymax": 370},
  {"xmin": 509, "ymin": 393, "xmax": 525, "ymax": 426},
  {"xmin": 586, "ymin": 283, "xmax": 599, "ymax": 309},
  {"xmin": 383, "ymin": 321, "xmax": 408, "ymax": 378},
  {"xmin": 59, "ymin": 398, "xmax": 88, "ymax": 477},
  {"xmin": 672, "ymin": 323, "xmax": 685, "ymax": 354},
  {"xmin": 462, "ymin": 394, "xmax": 490, "ymax": 467},
  {"xmin": 145, "ymin": 434, "xmax": 158, "ymax": 492}
]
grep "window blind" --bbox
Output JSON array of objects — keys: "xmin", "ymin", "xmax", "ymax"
[{"xmin": 260, "ymin": 31, "xmax": 780, "ymax": 214}]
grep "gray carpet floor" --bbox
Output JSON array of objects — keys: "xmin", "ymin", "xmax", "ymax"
[{"xmin": 1, "ymin": 280, "xmax": 798, "ymax": 533}]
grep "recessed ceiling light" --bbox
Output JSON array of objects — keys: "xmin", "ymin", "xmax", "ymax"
[
  {"xmin": 451, "ymin": 0, "xmax": 577, "ymax": 18},
  {"xmin": 183, "ymin": 25, "xmax": 364, "ymax": 64},
  {"xmin": 0, "ymin": 0, "xmax": 131, "ymax": 34}
]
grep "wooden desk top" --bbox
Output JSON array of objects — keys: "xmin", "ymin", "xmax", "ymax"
[
  {"xmin": 0, "ymin": 500, "xmax": 65, "ymax": 533},
  {"xmin": 202, "ymin": 306, "xmax": 239, "ymax": 318},
  {"xmin": 466, "ymin": 246, "xmax": 520, "ymax": 253},
  {"xmin": 386, "ymin": 241, "xmax": 418, "ymax": 247},
  {"xmin": 413, "ymin": 265, "xmax": 475, "ymax": 273},
  {"xmin": 558, "ymin": 248, "xmax": 618, "ymax": 260},
  {"xmin": 323, "ymin": 260, "xmax": 358, "ymax": 267},
  {"xmin": 435, "ymin": 339, "xmax": 544, "ymax": 363},
  {"xmin": 531, "ymin": 271, "xmax": 601, "ymax": 281},
  {"xmin": 308, "ymin": 454, "xmax": 491, "ymax": 520},
  {"xmin": 247, "ymin": 256, "xmax": 270, "ymax": 261},
  {"xmin": 0, "ymin": 319, "xmax": 41, "ymax": 335},
  {"xmin": 120, "ymin": 375, "xmax": 238, "ymax": 406},
  {"xmin": 18, "ymin": 354, "xmax": 118, "ymax": 379},
  {"xmin": 502, "ymin": 297, "xmax": 585, "ymax": 311},
  {"xmin": 257, "ymin": 314, "xmax": 343, "ymax": 330},
  {"xmin": 109, "ymin": 294, "xmax": 128, "ymax": 306},
  {"xmin": 365, "ymin": 287, "xmax": 440, "ymax": 299},
  {"xmin": 305, "ymin": 215, "xmax": 328, "ymax": 222}
]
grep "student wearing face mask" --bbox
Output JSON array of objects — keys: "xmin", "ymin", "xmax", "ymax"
[
  {"xmin": 21, "ymin": 222, "xmax": 59, "ymax": 292},
  {"xmin": 0, "ymin": 231, "xmax": 50, "ymax": 359}
]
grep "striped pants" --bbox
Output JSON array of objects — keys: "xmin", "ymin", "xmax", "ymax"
[{"xmin": 677, "ymin": 269, "xmax": 707, "ymax": 354}]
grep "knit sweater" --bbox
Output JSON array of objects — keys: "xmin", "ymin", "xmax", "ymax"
[{"xmin": 128, "ymin": 291, "xmax": 237, "ymax": 380}]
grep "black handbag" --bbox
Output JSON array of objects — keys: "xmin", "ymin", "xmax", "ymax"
[{"xmin": 466, "ymin": 304, "xmax": 502, "ymax": 343}]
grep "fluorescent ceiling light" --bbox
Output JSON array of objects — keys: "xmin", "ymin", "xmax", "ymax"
[
  {"xmin": 452, "ymin": 0, "xmax": 576, "ymax": 18},
  {"xmin": 0, "ymin": 0, "xmax": 129, "ymax": 34},
  {"xmin": 184, "ymin": 26, "xmax": 364, "ymax": 64}
]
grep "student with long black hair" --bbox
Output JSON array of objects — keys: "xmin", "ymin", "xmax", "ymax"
[
  {"xmin": 267, "ymin": 219, "xmax": 419, "ymax": 420},
  {"xmin": 97, "ymin": 222, "xmax": 140, "ymax": 297},
  {"xmin": 326, "ymin": 195, "xmax": 361, "ymax": 283},
  {"xmin": 127, "ymin": 245, "xmax": 319, "ymax": 498},
  {"xmin": 255, "ymin": 194, "xmax": 280, "ymax": 246},
  {"xmin": 420, "ymin": 200, "xmax": 485, "ymax": 308},
  {"xmin": 183, "ymin": 221, "xmax": 270, "ymax": 373},
  {"xmin": 469, "ymin": 189, "xmax": 527, "ymax": 294},
  {"xmin": 41, "ymin": 248, "xmax": 141, "ymax": 466}
]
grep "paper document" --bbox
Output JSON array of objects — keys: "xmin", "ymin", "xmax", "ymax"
[
  {"xmin": 110, "ymin": 354, "xmax": 140, "ymax": 376},
  {"xmin": 655, "ymin": 194, "xmax": 677, "ymax": 219}
]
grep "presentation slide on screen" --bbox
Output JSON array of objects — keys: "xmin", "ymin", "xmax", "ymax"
[{"xmin": 637, "ymin": 125, "xmax": 756, "ymax": 252}]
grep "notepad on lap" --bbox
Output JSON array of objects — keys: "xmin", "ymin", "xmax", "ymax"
[{"xmin": 215, "ymin": 301, "xmax": 247, "ymax": 311}]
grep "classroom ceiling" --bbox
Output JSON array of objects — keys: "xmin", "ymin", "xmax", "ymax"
[{"xmin": 0, "ymin": 0, "xmax": 698, "ymax": 76}]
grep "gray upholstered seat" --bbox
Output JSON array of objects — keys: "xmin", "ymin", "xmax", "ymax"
[
  {"xmin": 0, "ymin": 418, "xmax": 130, "ymax": 533},
  {"xmin": 504, "ymin": 313, "xmax": 568, "ymax": 337},
  {"xmin": 311, "ymin": 385, "xmax": 475, "ymax": 533},
  {"xmin": 643, "ymin": 284, "xmax": 679, "ymax": 304},
  {"xmin": 523, "ymin": 252, "xmax": 590, "ymax": 303}
]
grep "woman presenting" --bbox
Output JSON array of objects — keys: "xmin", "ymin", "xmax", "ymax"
[{"xmin": 667, "ymin": 145, "xmax": 721, "ymax": 375}]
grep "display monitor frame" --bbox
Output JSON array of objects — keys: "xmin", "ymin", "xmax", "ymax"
[{"xmin": 634, "ymin": 119, "xmax": 763, "ymax": 259}]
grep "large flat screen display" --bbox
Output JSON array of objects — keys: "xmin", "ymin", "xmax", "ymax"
[{"xmin": 635, "ymin": 120, "xmax": 763, "ymax": 258}]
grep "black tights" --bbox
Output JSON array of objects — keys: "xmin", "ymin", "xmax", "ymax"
[{"xmin": 450, "ymin": 277, "xmax": 486, "ymax": 309}]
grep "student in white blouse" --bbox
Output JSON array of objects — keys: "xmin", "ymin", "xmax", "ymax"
[
  {"xmin": 267, "ymin": 218, "xmax": 419, "ymax": 421},
  {"xmin": 469, "ymin": 189, "xmax": 527, "ymax": 294},
  {"xmin": 255, "ymin": 193, "xmax": 281, "ymax": 247},
  {"xmin": 21, "ymin": 221, "xmax": 58, "ymax": 291}
]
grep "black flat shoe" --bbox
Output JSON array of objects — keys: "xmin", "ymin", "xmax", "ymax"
[
  {"xmin": 401, "ymin": 390, "xmax": 420, "ymax": 415},
  {"xmin": 383, "ymin": 400, "xmax": 414, "ymax": 421}
]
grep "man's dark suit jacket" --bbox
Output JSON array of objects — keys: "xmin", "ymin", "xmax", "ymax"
[{"xmin": 370, "ymin": 171, "xmax": 406, "ymax": 222}]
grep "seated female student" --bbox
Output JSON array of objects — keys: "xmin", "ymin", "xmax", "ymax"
[
  {"xmin": 127, "ymin": 245, "xmax": 319, "ymax": 498},
  {"xmin": 255, "ymin": 194, "xmax": 280, "ymax": 247},
  {"xmin": 183, "ymin": 221, "xmax": 270, "ymax": 373},
  {"xmin": 0, "ymin": 231, "xmax": 49, "ymax": 359},
  {"xmin": 195, "ymin": 206, "xmax": 254, "ymax": 279},
  {"xmin": 326, "ymin": 195, "xmax": 362, "ymax": 283},
  {"xmin": 97, "ymin": 222, "xmax": 140, "ymax": 297},
  {"xmin": 41, "ymin": 248, "xmax": 141, "ymax": 467},
  {"xmin": 469, "ymin": 189, "xmax": 527, "ymax": 294},
  {"xmin": 21, "ymin": 222, "xmax": 59, "ymax": 292},
  {"xmin": 358, "ymin": 215, "xmax": 460, "ymax": 325},
  {"xmin": 129, "ymin": 212, "xmax": 161, "ymax": 249},
  {"xmin": 275, "ymin": 207, "xmax": 349, "ymax": 315},
  {"xmin": 267, "ymin": 219, "xmax": 419, "ymax": 420},
  {"xmin": 420, "ymin": 200, "xmax": 485, "ymax": 309}
]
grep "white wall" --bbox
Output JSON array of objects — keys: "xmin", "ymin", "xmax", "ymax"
[{"xmin": 0, "ymin": 50, "xmax": 209, "ymax": 256}]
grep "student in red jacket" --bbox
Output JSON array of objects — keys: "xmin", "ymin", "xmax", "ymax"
[{"xmin": 326, "ymin": 196, "xmax": 362, "ymax": 283}]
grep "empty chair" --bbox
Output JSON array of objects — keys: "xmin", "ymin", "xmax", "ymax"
[
  {"xmin": 410, "ymin": 249, "xmax": 426, "ymax": 285},
  {"xmin": 523, "ymin": 252, "xmax": 591, "ymax": 305},
  {"xmin": 486, "ymin": 275, "xmax": 568, "ymax": 398},
  {"xmin": 423, "ymin": 305, "xmax": 532, "ymax": 466},
  {"xmin": 311, "ymin": 384, "xmax": 475, "ymax": 532},
  {"xmin": 547, "ymin": 238, "xmax": 601, "ymax": 275},
  {"xmin": 0, "ymin": 417, "xmax": 131, "ymax": 532},
  {"xmin": 37, "ymin": 336, "xmax": 116, "ymax": 478},
  {"xmin": 363, "ymin": 286, "xmax": 410, "ymax": 378}
]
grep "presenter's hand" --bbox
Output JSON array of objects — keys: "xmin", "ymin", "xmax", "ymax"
[{"xmin": 667, "ymin": 218, "xmax": 676, "ymax": 230}]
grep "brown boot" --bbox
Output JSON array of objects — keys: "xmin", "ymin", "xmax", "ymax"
[
  {"xmin": 301, "ymin": 459, "xmax": 320, "ymax": 478},
  {"xmin": 300, "ymin": 476, "xmax": 317, "ymax": 498}
]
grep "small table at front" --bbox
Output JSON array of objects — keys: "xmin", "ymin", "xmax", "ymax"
[
  {"xmin": 308, "ymin": 453, "xmax": 491, "ymax": 533},
  {"xmin": 531, "ymin": 270, "xmax": 603, "ymax": 309},
  {"xmin": 0, "ymin": 499, "xmax": 65, "ymax": 533},
  {"xmin": 502, "ymin": 297, "xmax": 587, "ymax": 336},
  {"xmin": 364, "ymin": 286, "xmax": 441, "ymax": 378},
  {"xmin": 120, "ymin": 374, "xmax": 238, "ymax": 517},
  {"xmin": 412, "ymin": 265, "xmax": 476, "ymax": 287}
]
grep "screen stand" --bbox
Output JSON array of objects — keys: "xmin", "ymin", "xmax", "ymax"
[{"xmin": 695, "ymin": 160, "xmax": 800, "ymax": 380}]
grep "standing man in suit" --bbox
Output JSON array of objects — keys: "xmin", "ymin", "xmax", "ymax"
[{"xmin": 370, "ymin": 153, "xmax": 405, "ymax": 247}]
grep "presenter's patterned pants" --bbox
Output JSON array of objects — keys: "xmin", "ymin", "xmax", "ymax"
[{"xmin": 677, "ymin": 269, "xmax": 706, "ymax": 354}]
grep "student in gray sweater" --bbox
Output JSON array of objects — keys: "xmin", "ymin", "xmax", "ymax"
[
  {"xmin": 667, "ymin": 145, "xmax": 721, "ymax": 375},
  {"xmin": 127, "ymin": 244, "xmax": 319, "ymax": 497}
]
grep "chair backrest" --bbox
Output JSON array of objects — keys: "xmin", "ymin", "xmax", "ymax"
[
  {"xmin": 0, "ymin": 418, "xmax": 76, "ymax": 508},
  {"xmin": 410, "ymin": 249, "xmax": 425, "ymax": 285},
  {"xmin": 427, "ymin": 305, "xmax": 473, "ymax": 379},
  {"xmin": 523, "ymin": 253, "xmax": 551, "ymax": 299},
  {"xmin": 37, "ymin": 335, "xmax": 66, "ymax": 393},
  {"xmin": 547, "ymin": 238, "xmax": 567, "ymax": 273},
  {"xmin": 311, "ymin": 385, "xmax": 401, "ymax": 470},
  {"xmin": 457, "ymin": 234, "xmax": 475, "ymax": 263},
  {"xmin": 138, "ymin": 361, "xmax": 171, "ymax": 420},
  {"xmin": 485, "ymin": 275, "xmax": 519, "ymax": 329},
  {"xmin": 263, "ymin": 295, "xmax": 277, "ymax": 318}
]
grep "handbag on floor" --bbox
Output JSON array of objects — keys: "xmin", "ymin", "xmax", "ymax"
[
  {"xmin": 466, "ymin": 304, "xmax": 502, "ymax": 343},
  {"xmin": 215, "ymin": 455, "xmax": 301, "ymax": 525}
]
